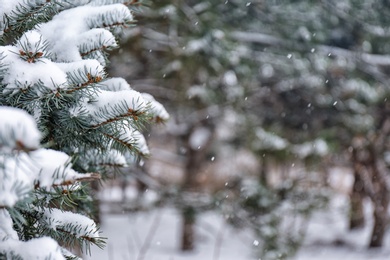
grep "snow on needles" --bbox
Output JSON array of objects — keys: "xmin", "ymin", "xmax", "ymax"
[
  {"xmin": 0, "ymin": 3, "xmax": 132, "ymax": 96},
  {"xmin": 38, "ymin": 4, "xmax": 132, "ymax": 63},
  {"xmin": 0, "ymin": 209, "xmax": 18, "ymax": 240},
  {"xmin": 142, "ymin": 93, "xmax": 170, "ymax": 122},
  {"xmin": 83, "ymin": 89, "xmax": 147, "ymax": 125},
  {"xmin": 0, "ymin": 45, "xmax": 68, "ymax": 96},
  {"xmin": 30, "ymin": 149, "xmax": 94, "ymax": 189},
  {"xmin": 0, "ymin": 148, "xmax": 94, "ymax": 207},
  {"xmin": 0, "ymin": 108, "xmax": 94, "ymax": 207},
  {"xmin": 0, "ymin": 0, "xmax": 26, "ymax": 35},
  {"xmin": 0, "ymin": 236, "xmax": 65, "ymax": 260},
  {"xmin": 0, "ymin": 107, "xmax": 41, "ymax": 151},
  {"xmin": 43, "ymin": 208, "xmax": 100, "ymax": 239}
]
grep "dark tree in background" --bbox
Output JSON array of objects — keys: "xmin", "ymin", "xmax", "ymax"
[{"xmin": 108, "ymin": 0, "xmax": 390, "ymax": 257}]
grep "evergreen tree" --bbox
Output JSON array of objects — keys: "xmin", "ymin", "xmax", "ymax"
[
  {"xmin": 0, "ymin": 1, "xmax": 168, "ymax": 259},
  {"xmin": 227, "ymin": 0, "xmax": 390, "ymax": 248}
]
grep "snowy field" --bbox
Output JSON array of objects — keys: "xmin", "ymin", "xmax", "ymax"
[{"xmin": 84, "ymin": 190, "xmax": 390, "ymax": 260}]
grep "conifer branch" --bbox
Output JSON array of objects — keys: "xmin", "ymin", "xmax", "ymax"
[
  {"xmin": 52, "ymin": 173, "xmax": 101, "ymax": 187},
  {"xmin": 66, "ymin": 73, "xmax": 103, "ymax": 94},
  {"xmin": 91, "ymin": 109, "xmax": 144, "ymax": 128},
  {"xmin": 102, "ymin": 132, "xmax": 134, "ymax": 150},
  {"xmin": 34, "ymin": 173, "xmax": 101, "ymax": 189},
  {"xmin": 2, "ymin": 2, "xmax": 57, "ymax": 43},
  {"xmin": 123, "ymin": 1, "xmax": 142, "ymax": 6},
  {"xmin": 80, "ymin": 45, "xmax": 108, "ymax": 57}
]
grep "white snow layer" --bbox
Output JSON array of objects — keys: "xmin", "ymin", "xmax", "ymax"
[
  {"xmin": 43, "ymin": 208, "xmax": 100, "ymax": 238},
  {"xmin": 0, "ymin": 154, "xmax": 35, "ymax": 207},
  {"xmin": 0, "ymin": 0, "xmax": 26, "ymax": 35},
  {"xmin": 30, "ymin": 149, "xmax": 93, "ymax": 189},
  {"xmin": 57, "ymin": 59, "xmax": 105, "ymax": 79},
  {"xmin": 0, "ymin": 209, "xmax": 18, "ymax": 240},
  {"xmin": 142, "ymin": 93, "xmax": 170, "ymax": 121},
  {"xmin": 1, "ymin": 198, "xmax": 64, "ymax": 260},
  {"xmin": 0, "ymin": 3, "xmax": 132, "ymax": 95},
  {"xmin": 0, "ymin": 148, "xmax": 92, "ymax": 207},
  {"xmin": 0, "ymin": 45, "xmax": 68, "ymax": 95},
  {"xmin": 0, "ymin": 236, "xmax": 65, "ymax": 260},
  {"xmin": 99, "ymin": 77, "xmax": 132, "ymax": 91},
  {"xmin": 83, "ymin": 89, "xmax": 147, "ymax": 124},
  {"xmin": 0, "ymin": 107, "xmax": 41, "ymax": 151},
  {"xmin": 118, "ymin": 122, "xmax": 150, "ymax": 155},
  {"xmin": 38, "ymin": 4, "xmax": 132, "ymax": 62},
  {"xmin": 0, "ymin": 107, "xmax": 92, "ymax": 206}
]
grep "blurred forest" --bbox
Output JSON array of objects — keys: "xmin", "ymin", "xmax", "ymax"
[{"xmin": 106, "ymin": 0, "xmax": 390, "ymax": 259}]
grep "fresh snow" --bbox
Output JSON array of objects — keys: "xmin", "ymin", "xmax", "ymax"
[
  {"xmin": 38, "ymin": 4, "xmax": 132, "ymax": 63},
  {"xmin": 57, "ymin": 59, "xmax": 105, "ymax": 82},
  {"xmin": 43, "ymin": 208, "xmax": 100, "ymax": 239},
  {"xmin": 0, "ymin": 0, "xmax": 26, "ymax": 35},
  {"xmin": 119, "ymin": 122, "xmax": 150, "ymax": 156},
  {"xmin": 30, "ymin": 148, "xmax": 93, "ymax": 189},
  {"xmin": 99, "ymin": 77, "xmax": 132, "ymax": 92},
  {"xmin": 0, "ymin": 154, "xmax": 35, "ymax": 207},
  {"xmin": 0, "ymin": 209, "xmax": 18, "ymax": 240},
  {"xmin": 0, "ymin": 45, "xmax": 68, "ymax": 95},
  {"xmin": 142, "ymin": 93, "xmax": 170, "ymax": 122},
  {"xmin": 0, "ymin": 106, "xmax": 41, "ymax": 151},
  {"xmin": 0, "ymin": 236, "xmax": 65, "ymax": 260}
]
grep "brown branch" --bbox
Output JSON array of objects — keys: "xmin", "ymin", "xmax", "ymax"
[
  {"xmin": 98, "ymin": 163, "xmax": 125, "ymax": 167},
  {"xmin": 102, "ymin": 21, "xmax": 129, "ymax": 29},
  {"xmin": 80, "ymin": 46, "xmax": 107, "ymax": 57},
  {"xmin": 55, "ymin": 173, "xmax": 101, "ymax": 186},
  {"xmin": 136, "ymin": 210, "xmax": 162, "ymax": 260},
  {"xmin": 102, "ymin": 132, "xmax": 134, "ymax": 150},
  {"xmin": 35, "ymin": 173, "xmax": 101, "ymax": 189},
  {"xmin": 65, "ymin": 73, "xmax": 102, "ymax": 94},
  {"xmin": 57, "ymin": 227, "xmax": 99, "ymax": 242},
  {"xmin": 92, "ymin": 109, "xmax": 142, "ymax": 128},
  {"xmin": 123, "ymin": 0, "xmax": 142, "ymax": 6}
]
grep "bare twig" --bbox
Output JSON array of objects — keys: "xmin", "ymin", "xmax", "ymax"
[
  {"xmin": 136, "ymin": 210, "xmax": 163, "ymax": 260},
  {"xmin": 213, "ymin": 221, "xmax": 226, "ymax": 260}
]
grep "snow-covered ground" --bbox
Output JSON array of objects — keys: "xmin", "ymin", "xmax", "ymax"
[
  {"xmin": 84, "ymin": 208, "xmax": 257, "ymax": 260},
  {"xmin": 84, "ymin": 195, "xmax": 390, "ymax": 260},
  {"xmin": 84, "ymin": 168, "xmax": 390, "ymax": 260},
  {"xmin": 294, "ymin": 195, "xmax": 390, "ymax": 260}
]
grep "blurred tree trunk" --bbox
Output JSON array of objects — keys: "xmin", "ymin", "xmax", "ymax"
[
  {"xmin": 180, "ymin": 123, "xmax": 214, "ymax": 251},
  {"xmin": 259, "ymin": 157, "xmax": 268, "ymax": 186},
  {"xmin": 90, "ymin": 180, "xmax": 101, "ymax": 224},
  {"xmin": 368, "ymin": 114, "xmax": 390, "ymax": 247},
  {"xmin": 369, "ymin": 176, "xmax": 389, "ymax": 247},
  {"xmin": 368, "ymin": 146, "xmax": 389, "ymax": 248},
  {"xmin": 181, "ymin": 206, "xmax": 196, "ymax": 251},
  {"xmin": 351, "ymin": 113, "xmax": 390, "ymax": 247},
  {"xmin": 181, "ymin": 145, "xmax": 199, "ymax": 251},
  {"xmin": 349, "ymin": 148, "xmax": 365, "ymax": 229}
]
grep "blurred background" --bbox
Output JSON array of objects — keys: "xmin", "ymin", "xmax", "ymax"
[{"xmin": 86, "ymin": 1, "xmax": 390, "ymax": 259}]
